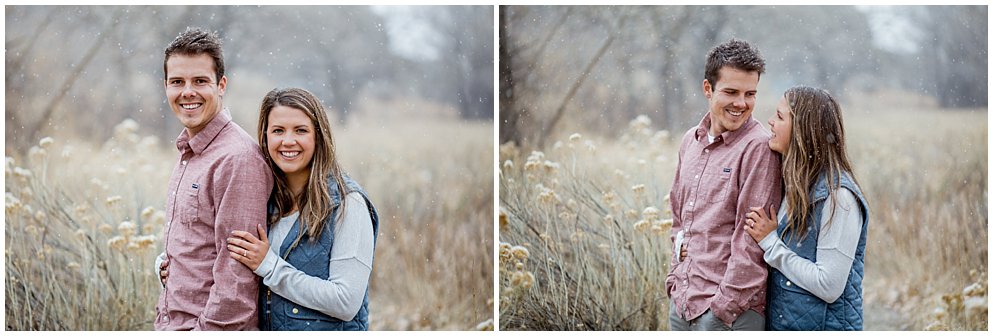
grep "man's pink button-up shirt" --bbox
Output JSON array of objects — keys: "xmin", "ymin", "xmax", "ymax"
[
  {"xmin": 666, "ymin": 113, "xmax": 782, "ymax": 327},
  {"xmin": 154, "ymin": 109, "xmax": 273, "ymax": 330}
]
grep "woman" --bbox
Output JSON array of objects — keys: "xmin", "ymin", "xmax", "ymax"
[
  {"xmin": 743, "ymin": 86, "xmax": 869, "ymax": 330},
  {"xmin": 226, "ymin": 87, "xmax": 379, "ymax": 330}
]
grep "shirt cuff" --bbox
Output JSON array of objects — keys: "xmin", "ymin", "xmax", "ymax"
[
  {"xmin": 255, "ymin": 248, "xmax": 278, "ymax": 278},
  {"xmin": 154, "ymin": 252, "xmax": 166, "ymax": 289},
  {"xmin": 758, "ymin": 230, "xmax": 780, "ymax": 252},
  {"xmin": 710, "ymin": 293, "xmax": 740, "ymax": 328}
]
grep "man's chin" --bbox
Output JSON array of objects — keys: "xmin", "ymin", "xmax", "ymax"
[{"xmin": 179, "ymin": 118, "xmax": 202, "ymax": 130}]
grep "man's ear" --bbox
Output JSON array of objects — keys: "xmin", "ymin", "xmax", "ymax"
[
  {"xmin": 217, "ymin": 75, "xmax": 227, "ymax": 97},
  {"xmin": 702, "ymin": 79, "xmax": 712, "ymax": 99}
]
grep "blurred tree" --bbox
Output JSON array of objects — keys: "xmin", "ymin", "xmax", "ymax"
[
  {"xmin": 499, "ymin": 5, "xmax": 977, "ymax": 146},
  {"xmin": 6, "ymin": 7, "xmax": 126, "ymax": 150},
  {"xmin": 426, "ymin": 6, "xmax": 494, "ymax": 120},
  {"xmin": 5, "ymin": 5, "xmax": 489, "ymax": 152},
  {"xmin": 917, "ymin": 6, "xmax": 988, "ymax": 108}
]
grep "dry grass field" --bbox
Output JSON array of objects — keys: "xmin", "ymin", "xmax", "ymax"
[
  {"xmin": 498, "ymin": 90, "xmax": 987, "ymax": 330},
  {"xmin": 4, "ymin": 100, "xmax": 494, "ymax": 331}
]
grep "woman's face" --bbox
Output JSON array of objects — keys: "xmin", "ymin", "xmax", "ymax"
[
  {"xmin": 266, "ymin": 105, "xmax": 316, "ymax": 180},
  {"xmin": 768, "ymin": 96, "xmax": 793, "ymax": 154}
]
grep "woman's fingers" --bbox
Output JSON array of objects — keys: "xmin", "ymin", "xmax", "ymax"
[
  {"xmin": 231, "ymin": 229, "xmax": 260, "ymax": 244},
  {"xmin": 257, "ymin": 223, "xmax": 269, "ymax": 244}
]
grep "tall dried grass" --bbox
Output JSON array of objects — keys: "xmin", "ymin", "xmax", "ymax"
[
  {"xmin": 5, "ymin": 107, "xmax": 493, "ymax": 330},
  {"xmin": 499, "ymin": 94, "xmax": 987, "ymax": 330},
  {"xmin": 499, "ymin": 116, "xmax": 677, "ymax": 330},
  {"xmin": 845, "ymin": 93, "xmax": 987, "ymax": 330}
]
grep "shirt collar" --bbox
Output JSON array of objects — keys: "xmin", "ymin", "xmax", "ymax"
[
  {"xmin": 175, "ymin": 107, "xmax": 232, "ymax": 155},
  {"xmin": 693, "ymin": 112, "xmax": 757, "ymax": 146}
]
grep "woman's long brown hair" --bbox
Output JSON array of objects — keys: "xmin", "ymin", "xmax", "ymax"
[
  {"xmin": 780, "ymin": 86, "xmax": 863, "ymax": 242},
  {"xmin": 257, "ymin": 88, "xmax": 348, "ymax": 247}
]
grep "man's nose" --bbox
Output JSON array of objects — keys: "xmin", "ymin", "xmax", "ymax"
[
  {"xmin": 181, "ymin": 84, "xmax": 196, "ymax": 97},
  {"xmin": 733, "ymin": 95, "xmax": 746, "ymax": 108}
]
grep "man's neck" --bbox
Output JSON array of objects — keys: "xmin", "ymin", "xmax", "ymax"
[{"xmin": 186, "ymin": 125, "xmax": 205, "ymax": 138}]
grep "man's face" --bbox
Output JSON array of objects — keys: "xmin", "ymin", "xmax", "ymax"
[
  {"xmin": 703, "ymin": 66, "xmax": 759, "ymax": 135},
  {"xmin": 165, "ymin": 54, "xmax": 226, "ymax": 137}
]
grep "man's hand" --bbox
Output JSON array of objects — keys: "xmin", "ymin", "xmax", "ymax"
[{"xmin": 159, "ymin": 257, "xmax": 169, "ymax": 286}]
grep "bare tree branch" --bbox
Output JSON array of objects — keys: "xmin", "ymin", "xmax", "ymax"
[{"xmin": 26, "ymin": 8, "xmax": 126, "ymax": 144}]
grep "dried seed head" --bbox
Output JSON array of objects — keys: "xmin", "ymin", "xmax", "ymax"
[
  {"xmin": 105, "ymin": 196, "xmax": 123, "ymax": 207},
  {"xmin": 38, "ymin": 137, "xmax": 55, "ymax": 149},
  {"xmin": 140, "ymin": 206, "xmax": 156, "ymax": 222},
  {"xmin": 107, "ymin": 236, "xmax": 127, "ymax": 251},
  {"xmin": 499, "ymin": 208, "xmax": 509, "ymax": 232},
  {"xmin": 633, "ymin": 219, "xmax": 649, "ymax": 233},
  {"xmin": 642, "ymin": 207, "xmax": 660, "ymax": 222},
  {"xmin": 511, "ymin": 246, "xmax": 530, "ymax": 262},
  {"xmin": 118, "ymin": 221, "xmax": 136, "ymax": 237},
  {"xmin": 98, "ymin": 223, "xmax": 114, "ymax": 235}
]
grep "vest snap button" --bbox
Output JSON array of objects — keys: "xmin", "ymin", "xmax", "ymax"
[
  {"xmin": 292, "ymin": 308, "xmax": 299, "ymax": 314},
  {"xmin": 786, "ymin": 281, "xmax": 792, "ymax": 286}
]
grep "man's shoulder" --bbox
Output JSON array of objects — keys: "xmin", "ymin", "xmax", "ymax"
[
  {"xmin": 211, "ymin": 123, "xmax": 267, "ymax": 167},
  {"xmin": 727, "ymin": 121, "xmax": 771, "ymax": 151},
  {"xmin": 677, "ymin": 125, "xmax": 699, "ymax": 145},
  {"xmin": 741, "ymin": 120, "xmax": 772, "ymax": 141},
  {"xmin": 214, "ymin": 122, "xmax": 259, "ymax": 152}
]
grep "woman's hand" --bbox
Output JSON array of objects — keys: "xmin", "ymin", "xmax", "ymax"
[
  {"xmin": 744, "ymin": 205, "xmax": 778, "ymax": 243},
  {"xmin": 227, "ymin": 223, "xmax": 270, "ymax": 271}
]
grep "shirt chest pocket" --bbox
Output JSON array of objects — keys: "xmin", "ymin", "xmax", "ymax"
[
  {"xmin": 179, "ymin": 184, "xmax": 201, "ymax": 225},
  {"xmin": 703, "ymin": 166, "xmax": 733, "ymax": 205}
]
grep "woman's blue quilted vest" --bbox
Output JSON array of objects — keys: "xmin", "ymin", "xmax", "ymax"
[
  {"xmin": 259, "ymin": 175, "xmax": 379, "ymax": 331},
  {"xmin": 766, "ymin": 171, "xmax": 868, "ymax": 330}
]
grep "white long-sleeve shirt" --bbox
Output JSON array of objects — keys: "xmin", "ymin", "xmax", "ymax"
[
  {"xmin": 256, "ymin": 192, "xmax": 374, "ymax": 321},
  {"xmin": 758, "ymin": 188, "xmax": 863, "ymax": 303}
]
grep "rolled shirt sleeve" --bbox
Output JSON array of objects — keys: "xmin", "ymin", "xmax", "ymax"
[
  {"xmin": 710, "ymin": 138, "xmax": 782, "ymax": 326},
  {"xmin": 196, "ymin": 153, "xmax": 272, "ymax": 330},
  {"xmin": 155, "ymin": 111, "xmax": 274, "ymax": 331}
]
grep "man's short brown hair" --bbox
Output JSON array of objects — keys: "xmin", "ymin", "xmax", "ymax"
[
  {"xmin": 704, "ymin": 38, "xmax": 765, "ymax": 86},
  {"xmin": 163, "ymin": 27, "xmax": 225, "ymax": 82}
]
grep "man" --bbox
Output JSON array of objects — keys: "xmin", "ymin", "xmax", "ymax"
[
  {"xmin": 152, "ymin": 27, "xmax": 273, "ymax": 330},
  {"xmin": 665, "ymin": 39, "xmax": 782, "ymax": 331}
]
